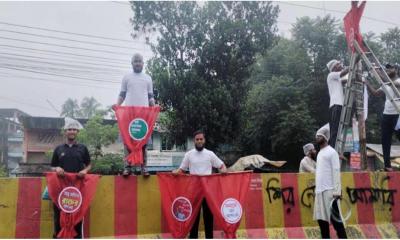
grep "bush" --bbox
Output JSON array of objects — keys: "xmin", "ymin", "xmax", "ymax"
[{"xmin": 90, "ymin": 153, "xmax": 124, "ymax": 175}]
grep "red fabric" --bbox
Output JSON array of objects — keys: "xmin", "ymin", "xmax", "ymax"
[
  {"xmin": 115, "ymin": 106, "xmax": 160, "ymax": 165},
  {"xmin": 343, "ymin": 1, "xmax": 366, "ymax": 52},
  {"xmin": 157, "ymin": 173, "xmax": 204, "ymax": 238},
  {"xmin": 201, "ymin": 172, "xmax": 251, "ymax": 238},
  {"xmin": 45, "ymin": 172, "xmax": 100, "ymax": 238}
]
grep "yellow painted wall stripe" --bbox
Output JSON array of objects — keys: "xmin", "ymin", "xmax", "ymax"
[
  {"xmin": 342, "ymin": 172, "xmax": 359, "ymax": 226},
  {"xmin": 262, "ymin": 173, "xmax": 288, "ymax": 238},
  {"xmin": 298, "ymin": 173, "xmax": 316, "ymax": 227},
  {"xmin": 0, "ymin": 178, "xmax": 18, "ymax": 238},
  {"xmin": 137, "ymin": 176, "xmax": 162, "ymax": 235},
  {"xmin": 90, "ymin": 176, "xmax": 114, "ymax": 238},
  {"xmin": 370, "ymin": 172, "xmax": 392, "ymax": 224}
]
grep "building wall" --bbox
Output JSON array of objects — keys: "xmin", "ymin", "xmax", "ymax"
[
  {"xmin": 24, "ymin": 129, "xmax": 64, "ymax": 164},
  {"xmin": 0, "ymin": 172, "xmax": 399, "ymax": 238},
  {"xmin": 0, "ymin": 117, "xmax": 24, "ymax": 175}
]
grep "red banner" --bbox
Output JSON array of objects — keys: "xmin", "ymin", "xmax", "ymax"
[
  {"xmin": 45, "ymin": 172, "xmax": 100, "ymax": 238},
  {"xmin": 115, "ymin": 106, "xmax": 160, "ymax": 165},
  {"xmin": 157, "ymin": 173, "xmax": 204, "ymax": 238},
  {"xmin": 343, "ymin": 1, "xmax": 366, "ymax": 52},
  {"xmin": 201, "ymin": 172, "xmax": 251, "ymax": 238}
]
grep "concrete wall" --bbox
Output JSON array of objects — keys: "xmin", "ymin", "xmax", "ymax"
[{"xmin": 1, "ymin": 172, "xmax": 400, "ymax": 238}]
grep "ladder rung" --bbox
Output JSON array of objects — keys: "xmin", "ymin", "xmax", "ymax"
[{"xmin": 391, "ymin": 98, "xmax": 400, "ymax": 101}]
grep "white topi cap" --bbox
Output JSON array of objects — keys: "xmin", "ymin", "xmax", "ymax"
[
  {"xmin": 316, "ymin": 123, "xmax": 330, "ymax": 142},
  {"xmin": 63, "ymin": 117, "xmax": 83, "ymax": 130},
  {"xmin": 326, "ymin": 59, "xmax": 340, "ymax": 72}
]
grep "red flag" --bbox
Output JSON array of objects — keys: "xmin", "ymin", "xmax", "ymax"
[
  {"xmin": 45, "ymin": 172, "xmax": 100, "ymax": 238},
  {"xmin": 201, "ymin": 172, "xmax": 252, "ymax": 238},
  {"xmin": 157, "ymin": 173, "xmax": 204, "ymax": 238},
  {"xmin": 343, "ymin": 1, "xmax": 366, "ymax": 52},
  {"xmin": 115, "ymin": 106, "xmax": 160, "ymax": 165}
]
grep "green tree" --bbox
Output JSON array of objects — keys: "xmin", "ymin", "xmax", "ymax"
[
  {"xmin": 380, "ymin": 27, "xmax": 400, "ymax": 64},
  {"xmin": 0, "ymin": 164, "xmax": 7, "ymax": 177},
  {"xmin": 241, "ymin": 69, "xmax": 316, "ymax": 170},
  {"xmin": 131, "ymin": 1, "xmax": 279, "ymax": 149},
  {"xmin": 77, "ymin": 114, "xmax": 119, "ymax": 160},
  {"xmin": 291, "ymin": 15, "xmax": 348, "ymax": 127},
  {"xmin": 241, "ymin": 39, "xmax": 315, "ymax": 159},
  {"xmin": 79, "ymin": 97, "xmax": 102, "ymax": 118},
  {"xmin": 60, "ymin": 98, "xmax": 80, "ymax": 118}
]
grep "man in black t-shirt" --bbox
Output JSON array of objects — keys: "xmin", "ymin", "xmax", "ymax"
[{"xmin": 51, "ymin": 118, "xmax": 91, "ymax": 238}]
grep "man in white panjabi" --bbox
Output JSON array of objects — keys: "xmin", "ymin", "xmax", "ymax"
[
  {"xmin": 299, "ymin": 143, "xmax": 316, "ymax": 173},
  {"xmin": 313, "ymin": 124, "xmax": 347, "ymax": 239}
]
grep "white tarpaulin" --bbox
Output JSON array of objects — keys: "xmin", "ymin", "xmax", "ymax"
[{"xmin": 228, "ymin": 154, "xmax": 286, "ymax": 172}]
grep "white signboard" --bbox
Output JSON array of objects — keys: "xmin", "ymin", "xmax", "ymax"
[{"xmin": 147, "ymin": 153, "xmax": 173, "ymax": 166}]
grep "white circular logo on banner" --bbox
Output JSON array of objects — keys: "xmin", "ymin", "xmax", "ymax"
[
  {"xmin": 171, "ymin": 197, "xmax": 192, "ymax": 222},
  {"xmin": 221, "ymin": 198, "xmax": 242, "ymax": 224},
  {"xmin": 58, "ymin": 186, "xmax": 82, "ymax": 213},
  {"xmin": 128, "ymin": 118, "xmax": 149, "ymax": 141}
]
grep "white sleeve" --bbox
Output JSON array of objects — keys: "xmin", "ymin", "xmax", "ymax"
[
  {"xmin": 179, "ymin": 152, "xmax": 190, "ymax": 170},
  {"xmin": 147, "ymin": 76, "xmax": 154, "ymax": 96},
  {"xmin": 300, "ymin": 159, "xmax": 315, "ymax": 173},
  {"xmin": 211, "ymin": 152, "xmax": 224, "ymax": 169},
  {"xmin": 120, "ymin": 76, "xmax": 128, "ymax": 92},
  {"xmin": 299, "ymin": 161, "xmax": 305, "ymax": 173},
  {"xmin": 330, "ymin": 72, "xmax": 341, "ymax": 81},
  {"xmin": 331, "ymin": 151, "xmax": 341, "ymax": 195}
]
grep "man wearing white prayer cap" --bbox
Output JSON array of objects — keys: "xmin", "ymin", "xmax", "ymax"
[
  {"xmin": 50, "ymin": 117, "xmax": 91, "ymax": 238},
  {"xmin": 299, "ymin": 143, "xmax": 316, "ymax": 173},
  {"xmin": 326, "ymin": 59, "xmax": 349, "ymax": 148},
  {"xmin": 313, "ymin": 124, "xmax": 347, "ymax": 239}
]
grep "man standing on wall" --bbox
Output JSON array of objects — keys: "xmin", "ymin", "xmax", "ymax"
[
  {"xmin": 173, "ymin": 130, "xmax": 227, "ymax": 238},
  {"xmin": 51, "ymin": 118, "xmax": 91, "ymax": 239},
  {"xmin": 313, "ymin": 124, "xmax": 347, "ymax": 239},
  {"xmin": 113, "ymin": 53, "xmax": 155, "ymax": 176}
]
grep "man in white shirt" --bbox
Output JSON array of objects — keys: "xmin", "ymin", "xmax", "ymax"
[
  {"xmin": 173, "ymin": 130, "xmax": 227, "ymax": 238},
  {"xmin": 326, "ymin": 59, "xmax": 349, "ymax": 148},
  {"xmin": 365, "ymin": 63, "xmax": 400, "ymax": 171},
  {"xmin": 113, "ymin": 53, "xmax": 155, "ymax": 176},
  {"xmin": 313, "ymin": 124, "xmax": 347, "ymax": 239},
  {"xmin": 299, "ymin": 143, "xmax": 316, "ymax": 173}
]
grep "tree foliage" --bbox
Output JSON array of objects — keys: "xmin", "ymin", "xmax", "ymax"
[
  {"xmin": 77, "ymin": 114, "xmax": 119, "ymax": 160},
  {"xmin": 380, "ymin": 27, "xmax": 400, "ymax": 64},
  {"xmin": 61, "ymin": 98, "xmax": 80, "ymax": 118},
  {"xmin": 0, "ymin": 164, "xmax": 7, "ymax": 177},
  {"xmin": 90, "ymin": 153, "xmax": 124, "ymax": 175},
  {"xmin": 131, "ymin": 1, "xmax": 280, "ymax": 149},
  {"xmin": 128, "ymin": 3, "xmax": 400, "ymax": 171},
  {"xmin": 60, "ymin": 97, "xmax": 107, "ymax": 119}
]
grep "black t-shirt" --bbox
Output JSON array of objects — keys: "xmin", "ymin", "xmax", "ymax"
[{"xmin": 51, "ymin": 143, "xmax": 91, "ymax": 173}]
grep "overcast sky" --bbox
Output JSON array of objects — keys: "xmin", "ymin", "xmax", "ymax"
[{"xmin": 0, "ymin": 1, "xmax": 399, "ymax": 117}]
